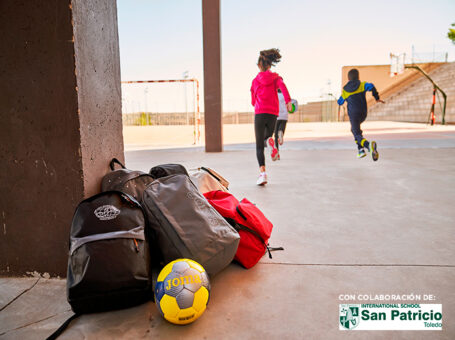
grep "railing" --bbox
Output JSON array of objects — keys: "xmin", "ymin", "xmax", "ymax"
[
  {"xmin": 122, "ymin": 100, "xmax": 340, "ymax": 126},
  {"xmin": 404, "ymin": 65, "xmax": 447, "ymax": 125}
]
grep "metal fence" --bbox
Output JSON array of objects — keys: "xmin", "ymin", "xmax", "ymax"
[
  {"xmin": 122, "ymin": 112, "xmax": 197, "ymax": 126},
  {"xmin": 122, "ymin": 100, "xmax": 340, "ymax": 125}
]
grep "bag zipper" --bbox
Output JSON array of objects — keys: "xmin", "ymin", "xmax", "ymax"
[
  {"xmin": 233, "ymin": 205, "xmax": 283, "ymax": 259},
  {"xmin": 133, "ymin": 238, "xmax": 139, "ymax": 252}
]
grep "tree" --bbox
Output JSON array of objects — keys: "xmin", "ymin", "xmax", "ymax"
[{"xmin": 448, "ymin": 23, "xmax": 455, "ymax": 45}]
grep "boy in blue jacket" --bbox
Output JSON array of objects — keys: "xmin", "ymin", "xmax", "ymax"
[{"xmin": 337, "ymin": 69, "xmax": 385, "ymax": 160}]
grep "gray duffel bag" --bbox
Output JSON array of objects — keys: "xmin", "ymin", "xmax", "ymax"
[{"xmin": 142, "ymin": 173, "xmax": 240, "ymax": 276}]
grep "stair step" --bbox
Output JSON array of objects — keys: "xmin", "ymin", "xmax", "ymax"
[{"xmin": 369, "ymin": 62, "xmax": 454, "ymax": 122}]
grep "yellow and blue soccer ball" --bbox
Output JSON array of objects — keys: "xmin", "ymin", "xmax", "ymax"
[{"xmin": 154, "ymin": 259, "xmax": 210, "ymax": 325}]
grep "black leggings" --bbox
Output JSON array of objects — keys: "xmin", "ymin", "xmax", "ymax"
[
  {"xmin": 255, "ymin": 113, "xmax": 277, "ymax": 167},
  {"xmin": 274, "ymin": 119, "xmax": 287, "ymax": 150}
]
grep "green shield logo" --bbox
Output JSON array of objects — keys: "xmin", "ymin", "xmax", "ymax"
[{"xmin": 339, "ymin": 304, "xmax": 360, "ymax": 330}]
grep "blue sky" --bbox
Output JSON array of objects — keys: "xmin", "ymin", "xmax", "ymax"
[{"xmin": 117, "ymin": 0, "xmax": 455, "ymax": 113}]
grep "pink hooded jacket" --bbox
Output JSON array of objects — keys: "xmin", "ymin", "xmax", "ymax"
[{"xmin": 251, "ymin": 70, "xmax": 291, "ymax": 115}]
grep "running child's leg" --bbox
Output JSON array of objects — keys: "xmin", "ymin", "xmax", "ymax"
[
  {"xmin": 264, "ymin": 114, "xmax": 277, "ymax": 140},
  {"xmin": 278, "ymin": 120, "xmax": 287, "ymax": 146},
  {"xmin": 350, "ymin": 115, "xmax": 369, "ymax": 150},
  {"xmin": 350, "ymin": 114, "xmax": 378, "ymax": 160},
  {"xmin": 274, "ymin": 120, "xmax": 280, "ymax": 149},
  {"xmin": 255, "ymin": 114, "xmax": 267, "ymax": 169},
  {"xmin": 264, "ymin": 114, "xmax": 279, "ymax": 161},
  {"xmin": 360, "ymin": 113, "xmax": 379, "ymax": 161},
  {"xmin": 275, "ymin": 120, "xmax": 285, "ymax": 148},
  {"xmin": 281, "ymin": 119, "xmax": 287, "ymax": 134}
]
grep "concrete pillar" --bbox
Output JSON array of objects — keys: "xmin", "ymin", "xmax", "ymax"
[
  {"xmin": 202, "ymin": 0, "xmax": 223, "ymax": 152},
  {"xmin": 0, "ymin": 0, "xmax": 124, "ymax": 276}
]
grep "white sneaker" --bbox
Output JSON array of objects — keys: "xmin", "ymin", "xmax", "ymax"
[
  {"xmin": 256, "ymin": 172, "xmax": 268, "ymax": 186},
  {"xmin": 278, "ymin": 130, "xmax": 284, "ymax": 145}
]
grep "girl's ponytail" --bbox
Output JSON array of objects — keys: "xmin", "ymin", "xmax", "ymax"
[{"xmin": 258, "ymin": 48, "xmax": 282, "ymax": 70}]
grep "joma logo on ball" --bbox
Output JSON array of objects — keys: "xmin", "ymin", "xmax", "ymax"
[{"xmin": 166, "ymin": 275, "xmax": 202, "ymax": 290}]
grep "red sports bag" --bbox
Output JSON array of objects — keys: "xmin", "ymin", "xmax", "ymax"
[{"xmin": 203, "ymin": 190, "xmax": 283, "ymax": 269}]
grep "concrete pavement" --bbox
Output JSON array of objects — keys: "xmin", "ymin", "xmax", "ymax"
[
  {"xmin": 1, "ymin": 122, "xmax": 454, "ymax": 339},
  {"xmin": 123, "ymin": 121, "xmax": 455, "ymax": 151}
]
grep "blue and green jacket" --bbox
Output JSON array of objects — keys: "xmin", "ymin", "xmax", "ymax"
[{"xmin": 337, "ymin": 80, "xmax": 379, "ymax": 116}]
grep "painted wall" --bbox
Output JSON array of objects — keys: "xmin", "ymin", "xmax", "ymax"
[{"xmin": 340, "ymin": 63, "xmax": 446, "ymax": 105}]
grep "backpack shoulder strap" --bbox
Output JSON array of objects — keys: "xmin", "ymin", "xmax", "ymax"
[{"xmin": 46, "ymin": 313, "xmax": 80, "ymax": 340}]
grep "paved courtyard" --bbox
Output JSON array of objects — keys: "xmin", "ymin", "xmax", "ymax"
[{"xmin": 1, "ymin": 122, "xmax": 454, "ymax": 339}]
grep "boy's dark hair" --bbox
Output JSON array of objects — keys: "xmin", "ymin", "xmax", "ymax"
[
  {"xmin": 258, "ymin": 48, "xmax": 281, "ymax": 71},
  {"xmin": 348, "ymin": 69, "xmax": 359, "ymax": 81},
  {"xmin": 277, "ymin": 88, "xmax": 282, "ymax": 93}
]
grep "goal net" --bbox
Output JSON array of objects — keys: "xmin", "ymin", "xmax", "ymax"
[{"xmin": 121, "ymin": 79, "xmax": 201, "ymax": 143}]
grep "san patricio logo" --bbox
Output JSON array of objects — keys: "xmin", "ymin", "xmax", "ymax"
[{"xmin": 339, "ymin": 304, "xmax": 360, "ymax": 330}]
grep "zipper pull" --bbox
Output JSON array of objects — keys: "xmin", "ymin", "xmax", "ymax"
[{"xmin": 133, "ymin": 239, "xmax": 139, "ymax": 252}]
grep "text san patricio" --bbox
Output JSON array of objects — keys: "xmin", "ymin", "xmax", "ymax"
[{"xmin": 361, "ymin": 309, "xmax": 443, "ymax": 321}]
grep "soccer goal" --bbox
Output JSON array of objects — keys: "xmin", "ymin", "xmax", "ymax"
[{"xmin": 121, "ymin": 78, "xmax": 201, "ymax": 144}]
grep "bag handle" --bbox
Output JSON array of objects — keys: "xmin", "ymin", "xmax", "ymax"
[
  {"xmin": 109, "ymin": 158, "xmax": 126, "ymax": 171},
  {"xmin": 200, "ymin": 166, "xmax": 229, "ymax": 188},
  {"xmin": 201, "ymin": 166, "xmax": 222, "ymax": 182}
]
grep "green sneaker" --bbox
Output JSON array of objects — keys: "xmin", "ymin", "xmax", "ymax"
[
  {"xmin": 357, "ymin": 148, "xmax": 366, "ymax": 158},
  {"xmin": 369, "ymin": 141, "xmax": 379, "ymax": 161}
]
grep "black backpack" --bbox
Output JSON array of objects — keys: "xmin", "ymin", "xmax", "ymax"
[
  {"xmin": 149, "ymin": 163, "xmax": 189, "ymax": 178},
  {"xmin": 101, "ymin": 158, "xmax": 155, "ymax": 201},
  {"xmin": 47, "ymin": 191, "xmax": 152, "ymax": 339}
]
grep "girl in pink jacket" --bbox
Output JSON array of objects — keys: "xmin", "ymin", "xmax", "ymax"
[{"xmin": 251, "ymin": 48, "xmax": 292, "ymax": 185}]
